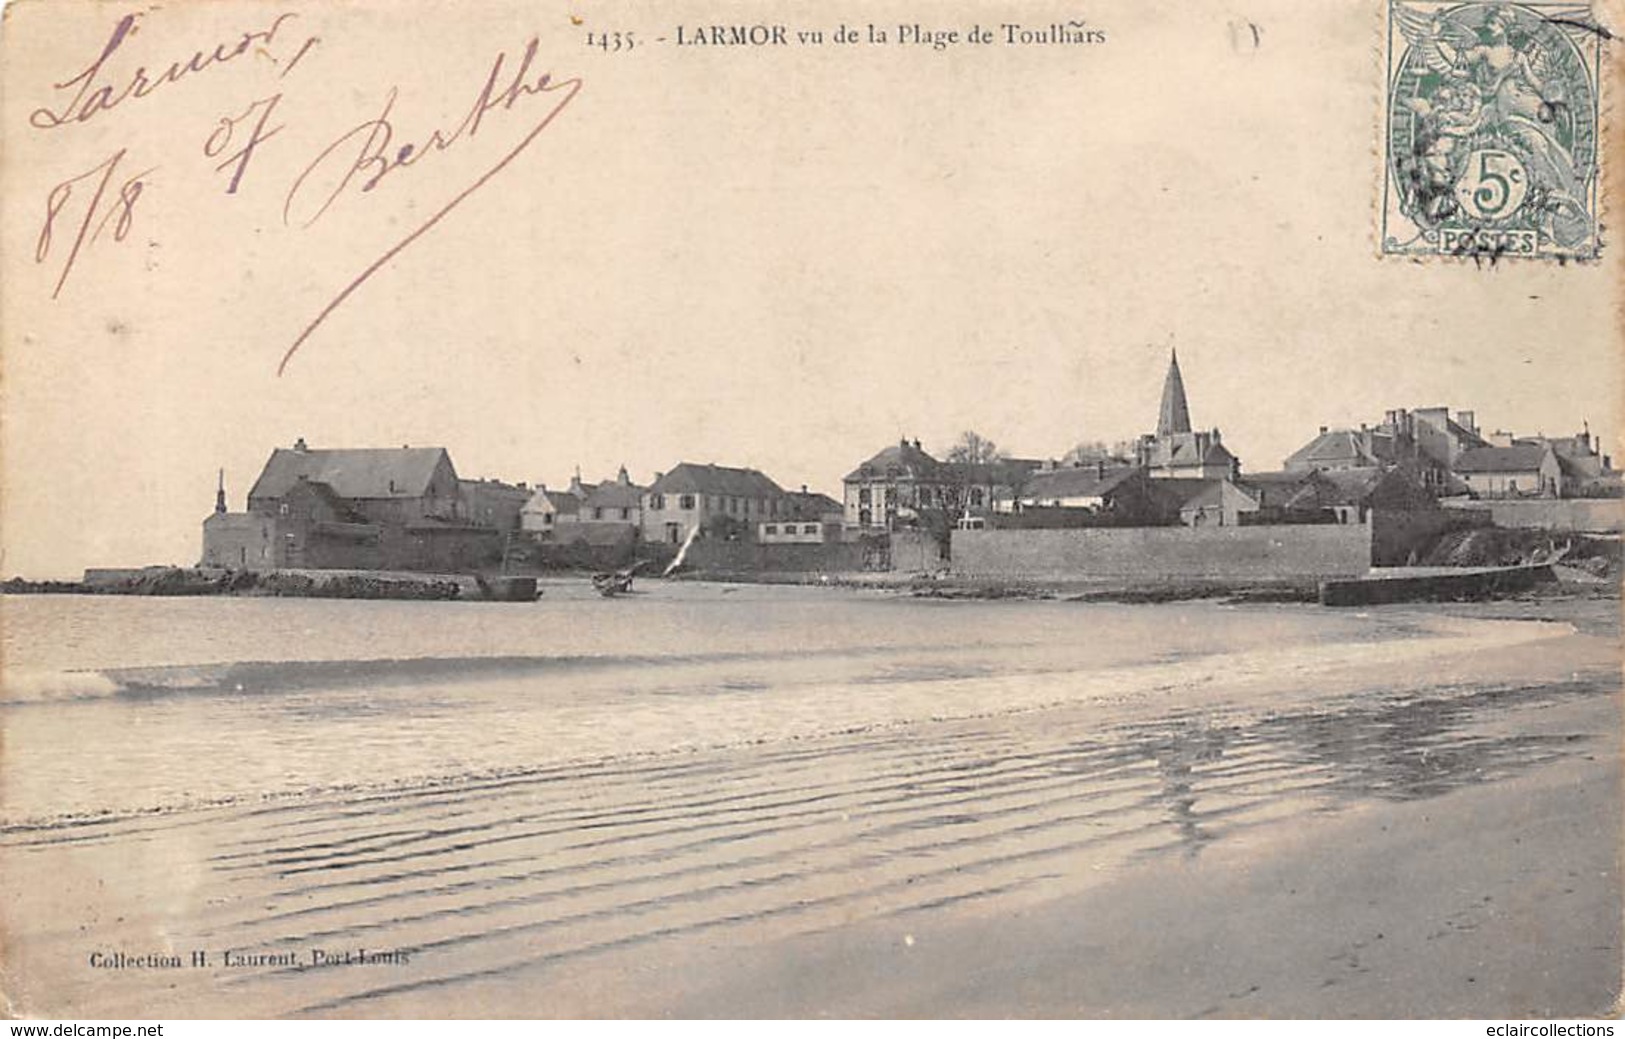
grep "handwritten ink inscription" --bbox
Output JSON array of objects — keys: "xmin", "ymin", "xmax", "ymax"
[
  {"xmin": 35, "ymin": 149, "xmax": 155, "ymax": 300},
  {"xmin": 23, "ymin": 10, "xmax": 583, "ymax": 373}
]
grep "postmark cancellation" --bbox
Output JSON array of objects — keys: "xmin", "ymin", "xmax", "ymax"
[{"xmin": 1383, "ymin": 0, "xmax": 1605, "ymax": 260}]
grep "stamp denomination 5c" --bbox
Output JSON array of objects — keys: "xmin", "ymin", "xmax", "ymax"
[{"xmin": 1383, "ymin": 0, "xmax": 1604, "ymax": 260}]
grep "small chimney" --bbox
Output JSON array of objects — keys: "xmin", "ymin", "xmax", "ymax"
[
  {"xmin": 293, "ymin": 437, "xmax": 308, "ymax": 452},
  {"xmin": 214, "ymin": 469, "xmax": 228, "ymax": 515},
  {"xmin": 617, "ymin": 465, "xmax": 630, "ymax": 486},
  {"xmin": 1096, "ymin": 460, "xmax": 1105, "ymax": 479},
  {"xmin": 1319, "ymin": 425, "xmax": 1328, "ymax": 435},
  {"xmin": 801, "ymin": 484, "xmax": 808, "ymax": 494}
]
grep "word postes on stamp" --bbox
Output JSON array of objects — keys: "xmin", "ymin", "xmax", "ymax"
[{"xmin": 1383, "ymin": 0, "xmax": 1603, "ymax": 260}]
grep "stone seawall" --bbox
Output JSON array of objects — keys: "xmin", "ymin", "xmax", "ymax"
[
  {"xmin": 683, "ymin": 540, "xmax": 868, "ymax": 574},
  {"xmin": 951, "ymin": 525, "xmax": 1372, "ymax": 583},
  {"xmin": 1443, "ymin": 499, "xmax": 1625, "ymax": 533}
]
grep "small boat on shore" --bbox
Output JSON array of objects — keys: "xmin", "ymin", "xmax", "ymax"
[
  {"xmin": 473, "ymin": 574, "xmax": 540, "ymax": 602},
  {"xmin": 592, "ymin": 561, "xmax": 646, "ymax": 597}
]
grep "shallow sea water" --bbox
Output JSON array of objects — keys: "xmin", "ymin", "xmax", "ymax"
[{"xmin": 1, "ymin": 582, "xmax": 1448, "ymax": 822}]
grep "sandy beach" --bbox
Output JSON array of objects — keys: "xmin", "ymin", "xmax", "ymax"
[{"xmin": 1, "ymin": 591, "xmax": 1618, "ymax": 1019}]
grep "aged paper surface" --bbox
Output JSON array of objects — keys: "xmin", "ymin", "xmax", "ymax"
[{"xmin": 1, "ymin": 0, "xmax": 1621, "ymax": 1020}]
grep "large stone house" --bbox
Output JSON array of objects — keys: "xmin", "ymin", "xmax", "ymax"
[
  {"xmin": 843, "ymin": 439, "xmax": 1037, "ymax": 533},
  {"xmin": 642, "ymin": 463, "xmax": 788, "ymax": 544},
  {"xmin": 202, "ymin": 439, "xmax": 500, "ymax": 572},
  {"xmin": 246, "ymin": 439, "xmax": 464, "ymax": 523},
  {"xmin": 1284, "ymin": 407, "xmax": 1487, "ymax": 493}
]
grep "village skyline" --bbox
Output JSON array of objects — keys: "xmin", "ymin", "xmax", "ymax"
[
  {"xmin": 6, "ymin": 337, "xmax": 1621, "ymax": 581},
  {"xmin": 183, "ymin": 347, "xmax": 1618, "ymax": 580}
]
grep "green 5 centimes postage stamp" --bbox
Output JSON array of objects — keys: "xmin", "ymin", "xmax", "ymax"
[{"xmin": 1383, "ymin": 0, "xmax": 1604, "ymax": 260}]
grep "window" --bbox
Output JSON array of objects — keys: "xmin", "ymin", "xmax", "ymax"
[
  {"xmin": 859, "ymin": 508, "xmax": 872, "ymax": 526},
  {"xmin": 594, "ymin": 507, "xmax": 604, "ymax": 520},
  {"xmin": 620, "ymin": 508, "xmax": 630, "ymax": 520},
  {"xmin": 652, "ymin": 494, "xmax": 665, "ymax": 510},
  {"xmin": 680, "ymin": 494, "xmax": 695, "ymax": 510},
  {"xmin": 765, "ymin": 524, "xmax": 778, "ymax": 535},
  {"xmin": 970, "ymin": 488, "xmax": 985, "ymax": 507},
  {"xmin": 858, "ymin": 488, "xmax": 871, "ymax": 506},
  {"xmin": 803, "ymin": 524, "xmax": 818, "ymax": 535}
]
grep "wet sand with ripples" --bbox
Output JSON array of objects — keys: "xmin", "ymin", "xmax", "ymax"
[{"xmin": 2, "ymin": 592, "xmax": 1618, "ymax": 1018}]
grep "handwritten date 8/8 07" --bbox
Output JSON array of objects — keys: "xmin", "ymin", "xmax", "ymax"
[{"xmin": 585, "ymin": 31, "xmax": 636, "ymax": 52}]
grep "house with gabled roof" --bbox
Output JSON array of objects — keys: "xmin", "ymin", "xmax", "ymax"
[
  {"xmin": 520, "ymin": 484, "xmax": 583, "ymax": 534},
  {"xmin": 247, "ymin": 438, "xmax": 464, "ymax": 525},
  {"xmin": 760, "ymin": 488, "xmax": 845, "ymax": 544},
  {"xmin": 642, "ymin": 462, "xmax": 788, "ymax": 544},
  {"xmin": 1453, "ymin": 444, "xmax": 1564, "ymax": 498},
  {"xmin": 1284, "ymin": 427, "xmax": 1401, "ymax": 473},
  {"xmin": 206, "ymin": 438, "xmax": 502, "ymax": 572},
  {"xmin": 581, "ymin": 466, "xmax": 647, "ymax": 527},
  {"xmin": 1150, "ymin": 478, "xmax": 1261, "ymax": 527},
  {"xmin": 1004, "ymin": 463, "xmax": 1144, "ymax": 511}
]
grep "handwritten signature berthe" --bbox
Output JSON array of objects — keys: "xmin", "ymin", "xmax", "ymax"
[
  {"xmin": 24, "ymin": 10, "xmax": 582, "ymax": 374},
  {"xmin": 278, "ymin": 37, "xmax": 582, "ymax": 374}
]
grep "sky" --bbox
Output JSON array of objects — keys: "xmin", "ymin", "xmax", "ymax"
[{"xmin": 2, "ymin": 0, "xmax": 1619, "ymax": 578}]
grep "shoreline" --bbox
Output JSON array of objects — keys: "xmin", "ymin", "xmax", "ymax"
[{"xmin": 6, "ymin": 564, "xmax": 1617, "ymax": 607}]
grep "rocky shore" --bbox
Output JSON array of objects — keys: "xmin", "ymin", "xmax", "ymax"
[{"xmin": 2, "ymin": 568, "xmax": 462, "ymax": 600}]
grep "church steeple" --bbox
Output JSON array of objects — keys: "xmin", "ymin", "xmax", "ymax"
[{"xmin": 1157, "ymin": 348, "xmax": 1192, "ymax": 437}]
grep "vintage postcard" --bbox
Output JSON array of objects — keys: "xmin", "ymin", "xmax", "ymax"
[{"xmin": 1, "ymin": 0, "xmax": 1621, "ymax": 1021}]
